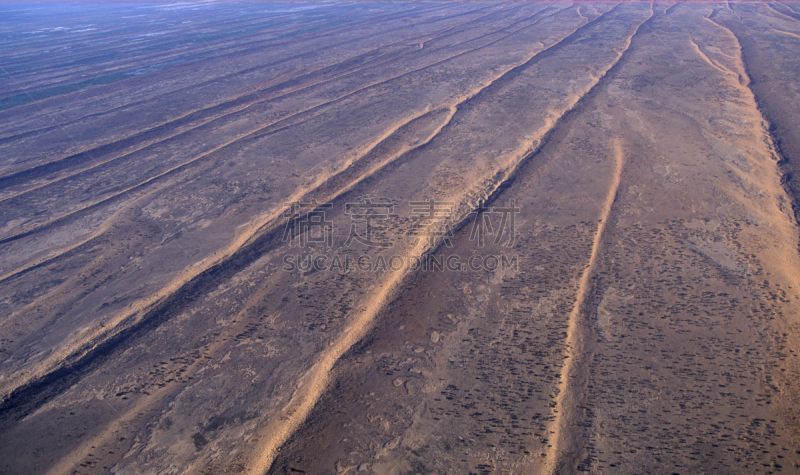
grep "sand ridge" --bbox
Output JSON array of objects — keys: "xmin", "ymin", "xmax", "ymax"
[
  {"xmin": 545, "ymin": 137, "xmax": 625, "ymax": 475},
  {"xmin": 2, "ymin": 2, "xmax": 800, "ymax": 473}
]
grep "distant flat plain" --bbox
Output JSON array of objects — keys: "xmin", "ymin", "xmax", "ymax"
[{"xmin": 1, "ymin": 1, "xmax": 800, "ymax": 474}]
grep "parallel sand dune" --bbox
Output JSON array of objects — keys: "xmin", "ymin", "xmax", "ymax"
[{"xmin": 1, "ymin": 2, "xmax": 800, "ymax": 474}]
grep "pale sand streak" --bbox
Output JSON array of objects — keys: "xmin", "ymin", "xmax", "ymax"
[
  {"xmin": 545, "ymin": 7, "xmax": 655, "ymax": 474},
  {"xmin": 51, "ymin": 11, "xmax": 600, "ymax": 465},
  {"xmin": 545, "ymin": 138, "xmax": 624, "ymax": 475},
  {"xmin": 0, "ymin": 6, "xmax": 554, "ymax": 238},
  {"xmin": 771, "ymin": 27, "xmax": 800, "ymax": 40},
  {"xmin": 0, "ymin": 186, "xmax": 162, "ymax": 284},
  {"xmin": 0, "ymin": 3, "xmax": 478, "ymax": 146},
  {"xmin": 708, "ymin": 7, "xmax": 800, "ymax": 316},
  {"xmin": 0, "ymin": 3, "xmax": 448, "ymax": 144},
  {"xmin": 0, "ymin": 2, "xmax": 593, "ymax": 401},
  {"xmin": 38, "ymin": 106, "xmax": 464, "ymax": 475},
  {"xmin": 546, "ymin": 10, "xmax": 800, "ymax": 471},
  {"xmin": 537, "ymin": 7, "xmax": 655, "ymax": 469},
  {"xmin": 0, "ymin": 39, "xmax": 424, "ymax": 204},
  {"xmin": 0, "ymin": 185, "xmax": 167, "ymax": 330},
  {"xmin": 0, "ymin": 6, "xmax": 531, "ymax": 205},
  {"xmin": 19, "ymin": 6, "xmax": 602, "ymax": 471},
  {"xmin": 1, "ymin": 7, "xmax": 556, "ymax": 274},
  {"xmin": 243, "ymin": 236, "xmax": 427, "ymax": 475},
  {"xmin": 688, "ymin": 37, "xmax": 736, "ymax": 76},
  {"xmin": 0, "ymin": 108, "xmax": 450, "ymax": 292},
  {"xmin": 764, "ymin": 3, "xmax": 800, "ymax": 25},
  {"xmin": 245, "ymin": 8, "xmax": 674, "ymax": 473},
  {"xmin": 0, "ymin": 104, "xmax": 443, "ymax": 398},
  {"xmin": 36, "ymin": 3, "xmax": 629, "ymax": 470},
  {"xmin": 575, "ymin": 5, "xmax": 589, "ymax": 22},
  {"xmin": 0, "ymin": 47, "xmax": 421, "ymax": 211}
]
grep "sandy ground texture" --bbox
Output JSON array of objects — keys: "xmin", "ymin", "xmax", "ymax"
[{"xmin": 1, "ymin": 2, "xmax": 800, "ymax": 474}]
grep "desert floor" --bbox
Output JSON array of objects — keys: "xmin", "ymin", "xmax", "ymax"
[{"xmin": 1, "ymin": 1, "xmax": 800, "ymax": 474}]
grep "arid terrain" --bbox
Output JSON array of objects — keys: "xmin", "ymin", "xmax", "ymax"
[{"xmin": 1, "ymin": 1, "xmax": 800, "ymax": 474}]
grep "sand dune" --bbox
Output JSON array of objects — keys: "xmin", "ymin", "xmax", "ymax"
[{"xmin": 1, "ymin": 2, "xmax": 800, "ymax": 474}]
